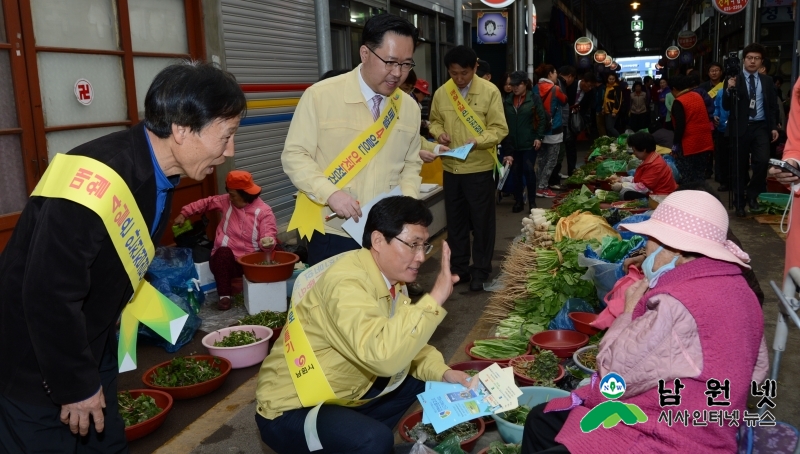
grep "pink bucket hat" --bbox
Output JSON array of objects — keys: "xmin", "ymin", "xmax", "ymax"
[{"xmin": 621, "ymin": 191, "xmax": 751, "ymax": 268}]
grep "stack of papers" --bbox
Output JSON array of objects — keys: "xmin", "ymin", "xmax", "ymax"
[
  {"xmin": 417, "ymin": 363, "xmax": 522, "ymax": 433},
  {"xmin": 436, "ymin": 143, "xmax": 474, "ymax": 160}
]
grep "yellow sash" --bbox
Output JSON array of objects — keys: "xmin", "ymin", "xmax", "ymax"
[
  {"xmin": 31, "ymin": 154, "xmax": 188, "ymax": 372},
  {"xmin": 443, "ymin": 78, "xmax": 503, "ymax": 172},
  {"xmin": 288, "ymin": 90, "xmax": 404, "ymax": 241},
  {"xmin": 708, "ymin": 82, "xmax": 724, "ymax": 99}
]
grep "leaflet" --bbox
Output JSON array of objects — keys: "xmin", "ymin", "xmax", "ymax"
[{"xmin": 436, "ymin": 143, "xmax": 474, "ymax": 160}]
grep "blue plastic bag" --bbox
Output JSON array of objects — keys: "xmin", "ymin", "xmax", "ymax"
[
  {"xmin": 614, "ymin": 213, "xmax": 652, "ymax": 241},
  {"xmin": 549, "ymin": 297, "xmax": 596, "ymax": 330},
  {"xmin": 147, "ymin": 246, "xmax": 203, "ymax": 305},
  {"xmin": 137, "ymin": 277, "xmax": 202, "ymax": 353}
]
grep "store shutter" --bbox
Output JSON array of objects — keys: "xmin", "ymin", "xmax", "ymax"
[{"xmin": 221, "ymin": 0, "xmax": 318, "ymax": 228}]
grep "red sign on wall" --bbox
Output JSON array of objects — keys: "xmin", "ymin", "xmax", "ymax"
[
  {"xmin": 713, "ymin": 0, "xmax": 748, "ymax": 15},
  {"xmin": 74, "ymin": 79, "xmax": 93, "ymax": 106},
  {"xmin": 677, "ymin": 30, "xmax": 697, "ymax": 49}
]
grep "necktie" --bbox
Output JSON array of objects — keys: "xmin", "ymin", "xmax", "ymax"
[
  {"xmin": 748, "ymin": 74, "xmax": 757, "ymax": 118},
  {"xmin": 389, "ymin": 286, "xmax": 396, "ymax": 300},
  {"xmin": 371, "ymin": 94, "xmax": 383, "ymax": 121}
]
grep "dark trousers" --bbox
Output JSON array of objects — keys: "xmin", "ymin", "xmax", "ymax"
[
  {"xmin": 731, "ymin": 122, "xmax": 770, "ymax": 208},
  {"xmin": 622, "ymin": 190, "xmax": 648, "ymax": 200},
  {"xmin": 0, "ymin": 336, "xmax": 128, "ymax": 453},
  {"xmin": 209, "ymin": 246, "xmax": 243, "ymax": 297},
  {"xmin": 521, "ymin": 403, "xmax": 571, "ymax": 454},
  {"xmin": 443, "ymin": 170, "xmax": 496, "ymax": 281},
  {"xmin": 256, "ymin": 377, "xmax": 425, "ymax": 454},
  {"xmin": 675, "ymin": 149, "xmax": 711, "ymax": 189},
  {"xmin": 512, "ymin": 149, "xmax": 537, "ymax": 207},
  {"xmin": 604, "ymin": 115, "xmax": 620, "ymax": 137},
  {"xmin": 549, "ymin": 138, "xmax": 577, "ymax": 184},
  {"xmin": 713, "ymin": 130, "xmax": 731, "ymax": 185},
  {"xmin": 307, "ymin": 233, "xmax": 360, "ymax": 266}
]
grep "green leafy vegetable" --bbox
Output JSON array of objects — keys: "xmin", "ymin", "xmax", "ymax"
[
  {"xmin": 554, "ymin": 186, "xmax": 601, "ymax": 218},
  {"xmin": 470, "ymin": 335, "xmax": 529, "ymax": 359},
  {"xmin": 118, "ymin": 391, "xmax": 163, "ymax": 427},
  {"xmin": 498, "ymin": 405, "xmax": 531, "ymax": 426},
  {"xmin": 237, "ymin": 311, "xmax": 287, "ymax": 329},
  {"xmin": 594, "ymin": 189, "xmax": 620, "ymax": 203},
  {"xmin": 150, "ymin": 357, "xmax": 222, "ymax": 387},
  {"xmin": 487, "ymin": 442, "xmax": 522, "ymax": 454},
  {"xmin": 406, "ymin": 421, "xmax": 478, "ymax": 444},
  {"xmin": 213, "ymin": 329, "xmax": 262, "ymax": 347}
]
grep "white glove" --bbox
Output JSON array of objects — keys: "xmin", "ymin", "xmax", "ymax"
[{"xmin": 259, "ymin": 236, "xmax": 275, "ymax": 248}]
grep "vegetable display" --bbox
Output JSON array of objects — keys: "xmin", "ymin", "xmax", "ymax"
[
  {"xmin": 487, "ymin": 442, "xmax": 522, "ymax": 454},
  {"xmin": 406, "ymin": 421, "xmax": 478, "ymax": 444},
  {"xmin": 513, "ymin": 351, "xmax": 560, "ymax": 387},
  {"xmin": 118, "ymin": 391, "xmax": 162, "ymax": 427},
  {"xmin": 237, "ymin": 310, "xmax": 286, "ymax": 329},
  {"xmin": 213, "ymin": 329, "xmax": 262, "ymax": 347},
  {"xmin": 553, "ymin": 186, "xmax": 601, "ymax": 218},
  {"xmin": 577, "ymin": 347, "xmax": 598, "ymax": 371},
  {"xmin": 470, "ymin": 336, "xmax": 529, "ymax": 360},
  {"xmin": 149, "ymin": 357, "xmax": 222, "ymax": 387},
  {"xmin": 498, "ymin": 405, "xmax": 531, "ymax": 426}
]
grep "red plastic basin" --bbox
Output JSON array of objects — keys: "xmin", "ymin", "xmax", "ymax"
[
  {"xmin": 508, "ymin": 354, "xmax": 565, "ymax": 386},
  {"xmin": 142, "ymin": 355, "xmax": 231, "ymax": 400},
  {"xmin": 530, "ymin": 330, "xmax": 589, "ymax": 359},
  {"xmin": 237, "ymin": 251, "xmax": 300, "ymax": 283},
  {"xmin": 569, "ymin": 312, "xmax": 600, "ymax": 336},
  {"xmin": 122, "ymin": 389, "xmax": 173, "ymax": 442}
]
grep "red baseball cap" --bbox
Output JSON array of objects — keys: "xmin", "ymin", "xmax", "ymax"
[
  {"xmin": 414, "ymin": 79, "xmax": 430, "ymax": 95},
  {"xmin": 226, "ymin": 170, "xmax": 261, "ymax": 195}
]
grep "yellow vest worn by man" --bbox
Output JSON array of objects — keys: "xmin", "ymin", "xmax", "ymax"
[
  {"xmin": 282, "ymin": 67, "xmax": 423, "ymax": 238},
  {"xmin": 428, "ymin": 76, "xmax": 508, "ymax": 175},
  {"xmin": 255, "ymin": 248, "xmax": 450, "ymax": 420}
]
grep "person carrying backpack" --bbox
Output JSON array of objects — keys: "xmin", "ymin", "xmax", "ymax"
[
  {"xmin": 502, "ymin": 71, "xmax": 546, "ymax": 212},
  {"xmin": 534, "ymin": 64, "xmax": 568, "ymax": 198}
]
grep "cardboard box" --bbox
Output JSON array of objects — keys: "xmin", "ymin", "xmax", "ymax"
[
  {"xmin": 194, "ymin": 262, "xmax": 217, "ymax": 294},
  {"xmin": 243, "ymin": 276, "xmax": 288, "ymax": 315}
]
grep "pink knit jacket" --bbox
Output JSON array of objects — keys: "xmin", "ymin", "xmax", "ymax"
[
  {"xmin": 180, "ymin": 195, "xmax": 277, "ymax": 258},
  {"xmin": 546, "ymin": 257, "xmax": 767, "ymax": 453}
]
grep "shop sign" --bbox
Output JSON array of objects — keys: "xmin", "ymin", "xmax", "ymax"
[
  {"xmin": 477, "ymin": 12, "xmax": 508, "ymax": 44},
  {"xmin": 74, "ymin": 79, "xmax": 93, "ymax": 106},
  {"xmin": 631, "ymin": 20, "xmax": 643, "ymax": 31},
  {"xmin": 574, "ymin": 37, "xmax": 594, "ymax": 56},
  {"xmin": 665, "ymin": 46, "xmax": 681, "ymax": 60},
  {"xmin": 634, "ymin": 40, "xmax": 644, "ymax": 49},
  {"xmin": 713, "ymin": 0, "xmax": 748, "ymax": 15},
  {"xmin": 593, "ymin": 50, "xmax": 607, "ymax": 64},
  {"xmin": 761, "ymin": 6, "xmax": 794, "ymax": 23},
  {"xmin": 604, "ymin": 55, "xmax": 613, "ymax": 67},
  {"xmin": 677, "ymin": 30, "xmax": 697, "ymax": 49},
  {"xmin": 480, "ymin": 0, "xmax": 515, "ymax": 7},
  {"xmin": 610, "ymin": 61, "xmax": 620, "ymax": 71},
  {"xmin": 679, "ymin": 51, "xmax": 694, "ymax": 64}
]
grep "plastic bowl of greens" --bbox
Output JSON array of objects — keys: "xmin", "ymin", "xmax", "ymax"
[
  {"xmin": 236, "ymin": 311, "xmax": 286, "ymax": 345},
  {"xmin": 508, "ymin": 353, "xmax": 565, "ymax": 387},
  {"xmin": 202, "ymin": 325, "xmax": 273, "ymax": 369},
  {"xmin": 465, "ymin": 337, "xmax": 532, "ymax": 365},
  {"xmin": 399, "ymin": 410, "xmax": 485, "ymax": 453},
  {"xmin": 573, "ymin": 345, "xmax": 598, "ymax": 375},
  {"xmin": 120, "ymin": 389, "xmax": 173, "ymax": 442},
  {"xmin": 492, "ymin": 386, "xmax": 571, "ymax": 444},
  {"xmin": 142, "ymin": 355, "xmax": 231, "ymax": 399}
]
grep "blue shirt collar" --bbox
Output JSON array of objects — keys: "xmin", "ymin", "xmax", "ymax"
[{"xmin": 144, "ymin": 128, "xmax": 180, "ymax": 190}]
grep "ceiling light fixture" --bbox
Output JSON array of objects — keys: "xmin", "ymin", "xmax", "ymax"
[
  {"xmin": 631, "ymin": 1, "xmax": 640, "ymax": 8},
  {"xmin": 635, "ymin": 32, "xmax": 640, "ymax": 36},
  {"xmin": 632, "ymin": 14, "xmax": 641, "ymax": 20}
]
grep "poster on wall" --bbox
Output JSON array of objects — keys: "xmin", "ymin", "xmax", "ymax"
[
  {"xmin": 477, "ymin": 12, "xmax": 508, "ymax": 44},
  {"xmin": 677, "ymin": 30, "xmax": 697, "ymax": 49}
]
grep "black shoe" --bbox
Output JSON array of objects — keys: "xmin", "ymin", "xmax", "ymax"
[
  {"xmin": 469, "ymin": 279, "xmax": 485, "ymax": 292},
  {"xmin": 718, "ymin": 185, "xmax": 730, "ymax": 192},
  {"xmin": 512, "ymin": 202, "xmax": 524, "ymax": 213},
  {"xmin": 735, "ymin": 208, "xmax": 746, "ymax": 218},
  {"xmin": 748, "ymin": 198, "xmax": 760, "ymax": 211},
  {"xmin": 406, "ymin": 281, "xmax": 424, "ymax": 296},
  {"xmin": 454, "ymin": 274, "xmax": 471, "ymax": 285}
]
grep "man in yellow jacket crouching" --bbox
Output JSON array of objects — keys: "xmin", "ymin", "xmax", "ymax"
[{"xmin": 255, "ymin": 196, "xmax": 470, "ymax": 454}]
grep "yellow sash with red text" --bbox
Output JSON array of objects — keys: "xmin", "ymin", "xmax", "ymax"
[
  {"xmin": 288, "ymin": 90, "xmax": 404, "ymax": 241},
  {"xmin": 444, "ymin": 78, "xmax": 503, "ymax": 172},
  {"xmin": 31, "ymin": 154, "xmax": 188, "ymax": 373}
]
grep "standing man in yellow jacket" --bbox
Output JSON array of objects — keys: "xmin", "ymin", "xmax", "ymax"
[
  {"xmin": 429, "ymin": 46, "xmax": 509, "ymax": 291},
  {"xmin": 282, "ymin": 14, "xmax": 423, "ymax": 265}
]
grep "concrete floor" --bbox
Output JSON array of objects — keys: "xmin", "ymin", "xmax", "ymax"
[{"xmin": 131, "ymin": 176, "xmax": 800, "ymax": 454}]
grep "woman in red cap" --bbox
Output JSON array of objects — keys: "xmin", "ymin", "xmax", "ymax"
[{"xmin": 174, "ymin": 170, "xmax": 278, "ymax": 310}]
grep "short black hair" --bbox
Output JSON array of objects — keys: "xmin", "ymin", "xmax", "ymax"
[
  {"xmin": 761, "ymin": 58, "xmax": 771, "ymax": 73},
  {"xmin": 320, "ymin": 69, "xmax": 350, "ymax": 80},
  {"xmin": 144, "ymin": 62, "xmax": 246, "ymax": 139},
  {"xmin": 707, "ymin": 61, "xmax": 723, "ymax": 72},
  {"xmin": 670, "ymin": 75, "xmax": 690, "ymax": 91},
  {"xmin": 627, "ymin": 131, "xmax": 656, "ymax": 153},
  {"xmin": 687, "ymin": 72, "xmax": 702, "ymax": 87},
  {"xmin": 224, "ymin": 186, "xmax": 261, "ymax": 204},
  {"xmin": 476, "ymin": 59, "xmax": 492, "ymax": 77},
  {"xmin": 534, "ymin": 64, "xmax": 556, "ymax": 80},
  {"xmin": 444, "ymin": 45, "xmax": 478, "ymax": 70},
  {"xmin": 485, "ymin": 20, "xmax": 496, "ymax": 30},
  {"xmin": 633, "ymin": 81, "xmax": 643, "ymax": 90},
  {"xmin": 363, "ymin": 196, "xmax": 432, "ymax": 249},
  {"xmin": 404, "ymin": 68, "xmax": 418, "ymax": 87},
  {"xmin": 509, "ymin": 70, "xmax": 528, "ymax": 86},
  {"xmin": 742, "ymin": 43, "xmax": 767, "ymax": 61},
  {"xmin": 643, "ymin": 76, "xmax": 653, "ymax": 83},
  {"xmin": 362, "ymin": 13, "xmax": 418, "ymax": 49},
  {"xmin": 558, "ymin": 66, "xmax": 577, "ymax": 77}
]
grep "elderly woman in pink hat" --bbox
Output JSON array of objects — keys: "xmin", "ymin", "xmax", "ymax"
[{"xmin": 520, "ymin": 190, "xmax": 769, "ymax": 454}]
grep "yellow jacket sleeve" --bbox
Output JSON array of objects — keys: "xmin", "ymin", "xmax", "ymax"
[
  {"xmin": 399, "ymin": 128, "xmax": 423, "ymax": 198},
  {"xmin": 320, "ymin": 275, "xmax": 447, "ymax": 378},
  {"xmin": 420, "ymin": 137, "xmax": 438, "ymax": 152},
  {"xmin": 428, "ymin": 93, "xmax": 447, "ymax": 144},
  {"xmin": 410, "ymin": 344, "xmax": 451, "ymax": 382},
  {"xmin": 474, "ymin": 85, "xmax": 509, "ymax": 150}
]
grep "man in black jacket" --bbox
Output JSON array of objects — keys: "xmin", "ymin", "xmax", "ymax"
[
  {"xmin": 0, "ymin": 63, "xmax": 245, "ymax": 452},
  {"xmin": 722, "ymin": 43, "xmax": 780, "ymax": 217},
  {"xmin": 550, "ymin": 66, "xmax": 579, "ymax": 185}
]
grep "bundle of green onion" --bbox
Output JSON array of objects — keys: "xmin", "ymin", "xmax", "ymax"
[{"xmin": 470, "ymin": 335, "xmax": 529, "ymax": 360}]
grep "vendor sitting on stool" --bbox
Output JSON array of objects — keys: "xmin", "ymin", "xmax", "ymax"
[
  {"xmin": 255, "ymin": 196, "xmax": 469, "ymax": 454},
  {"xmin": 174, "ymin": 170, "xmax": 277, "ymax": 311},
  {"xmin": 610, "ymin": 132, "xmax": 677, "ymax": 200}
]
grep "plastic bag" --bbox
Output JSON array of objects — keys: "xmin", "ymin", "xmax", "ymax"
[
  {"xmin": 569, "ymin": 111, "xmax": 585, "ymax": 134},
  {"xmin": 555, "ymin": 211, "xmax": 621, "ymax": 243},
  {"xmin": 137, "ymin": 277, "xmax": 202, "ymax": 353},
  {"xmin": 613, "ymin": 213, "xmax": 652, "ymax": 241},
  {"xmin": 578, "ymin": 253, "xmax": 623, "ymax": 303},
  {"xmin": 433, "ymin": 434, "xmax": 466, "ymax": 454},
  {"xmin": 173, "ymin": 216, "xmax": 213, "ymax": 263},
  {"xmin": 148, "ymin": 247, "xmax": 200, "ymax": 300},
  {"xmin": 662, "ymin": 153, "xmax": 681, "ymax": 181},
  {"xmin": 599, "ymin": 235, "xmax": 645, "ymax": 263},
  {"xmin": 596, "ymin": 160, "xmax": 628, "ymax": 179},
  {"xmin": 548, "ymin": 297, "xmax": 596, "ymax": 330}
]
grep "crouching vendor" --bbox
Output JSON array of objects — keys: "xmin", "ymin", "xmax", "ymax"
[
  {"xmin": 610, "ymin": 132, "xmax": 677, "ymax": 200},
  {"xmin": 255, "ymin": 196, "xmax": 468, "ymax": 454}
]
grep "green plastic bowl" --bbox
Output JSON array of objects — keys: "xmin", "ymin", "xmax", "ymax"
[
  {"xmin": 758, "ymin": 193, "xmax": 790, "ymax": 209},
  {"xmin": 491, "ymin": 386, "xmax": 570, "ymax": 444}
]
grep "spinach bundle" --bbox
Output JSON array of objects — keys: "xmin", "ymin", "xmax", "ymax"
[
  {"xmin": 238, "ymin": 310, "xmax": 287, "ymax": 329},
  {"xmin": 470, "ymin": 335, "xmax": 529, "ymax": 359},
  {"xmin": 150, "ymin": 357, "xmax": 222, "ymax": 387},
  {"xmin": 118, "ymin": 391, "xmax": 162, "ymax": 427},
  {"xmin": 213, "ymin": 329, "xmax": 261, "ymax": 347}
]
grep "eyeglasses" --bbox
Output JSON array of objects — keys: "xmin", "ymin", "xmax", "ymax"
[
  {"xmin": 367, "ymin": 46, "xmax": 416, "ymax": 72},
  {"xmin": 393, "ymin": 237, "xmax": 433, "ymax": 255},
  {"xmin": 744, "ymin": 56, "xmax": 762, "ymax": 61}
]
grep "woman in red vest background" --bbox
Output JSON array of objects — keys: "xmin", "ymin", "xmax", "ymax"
[{"xmin": 670, "ymin": 75, "xmax": 714, "ymax": 189}]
